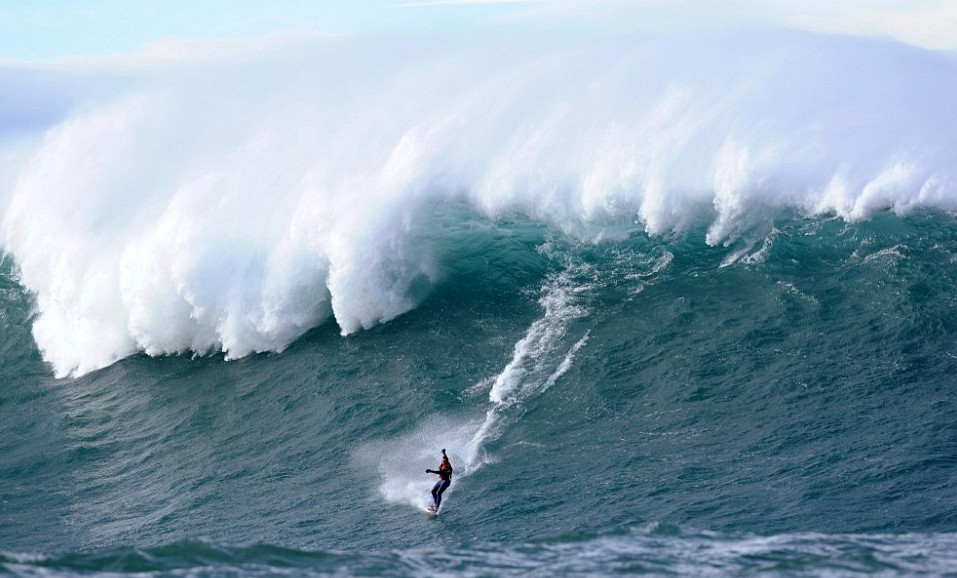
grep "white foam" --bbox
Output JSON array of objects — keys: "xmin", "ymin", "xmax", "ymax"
[
  {"xmin": 360, "ymin": 414, "xmax": 487, "ymax": 510},
  {"xmin": 2, "ymin": 29, "xmax": 957, "ymax": 375},
  {"xmin": 489, "ymin": 270, "xmax": 589, "ymax": 404},
  {"xmin": 365, "ymin": 267, "xmax": 591, "ymax": 509}
]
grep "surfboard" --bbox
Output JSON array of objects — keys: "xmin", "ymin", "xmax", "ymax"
[{"xmin": 426, "ymin": 505, "xmax": 439, "ymax": 515}]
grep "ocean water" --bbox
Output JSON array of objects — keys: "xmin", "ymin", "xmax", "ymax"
[{"xmin": 3, "ymin": 27, "xmax": 957, "ymax": 577}]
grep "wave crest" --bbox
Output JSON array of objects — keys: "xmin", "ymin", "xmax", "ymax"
[{"xmin": 2, "ymin": 30, "xmax": 957, "ymax": 376}]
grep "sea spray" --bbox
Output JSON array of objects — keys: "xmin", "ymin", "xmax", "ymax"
[
  {"xmin": 2, "ymin": 30, "xmax": 957, "ymax": 376},
  {"xmin": 366, "ymin": 264, "xmax": 592, "ymax": 510}
]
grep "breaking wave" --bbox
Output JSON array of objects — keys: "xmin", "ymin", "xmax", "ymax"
[{"xmin": 2, "ymin": 29, "xmax": 957, "ymax": 376}]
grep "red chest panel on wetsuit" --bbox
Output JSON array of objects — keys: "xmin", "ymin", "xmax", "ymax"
[{"xmin": 438, "ymin": 461, "xmax": 452, "ymax": 481}]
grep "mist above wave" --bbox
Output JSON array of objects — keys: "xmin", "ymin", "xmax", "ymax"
[{"xmin": 2, "ymin": 28, "xmax": 956, "ymax": 377}]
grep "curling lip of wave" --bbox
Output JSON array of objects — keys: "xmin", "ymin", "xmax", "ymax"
[{"xmin": 2, "ymin": 28, "xmax": 957, "ymax": 377}]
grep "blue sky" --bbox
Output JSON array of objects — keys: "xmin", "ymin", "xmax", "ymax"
[
  {"xmin": 0, "ymin": 0, "xmax": 552, "ymax": 60},
  {"xmin": 1, "ymin": 0, "xmax": 955, "ymax": 61}
]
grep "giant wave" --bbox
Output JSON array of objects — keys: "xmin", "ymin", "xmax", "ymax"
[{"xmin": 2, "ymin": 28, "xmax": 957, "ymax": 377}]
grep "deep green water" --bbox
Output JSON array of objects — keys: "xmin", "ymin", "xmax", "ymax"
[{"xmin": 2, "ymin": 213, "xmax": 956, "ymax": 576}]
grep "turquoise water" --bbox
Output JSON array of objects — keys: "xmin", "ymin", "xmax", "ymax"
[
  {"xmin": 3, "ymin": 212, "xmax": 956, "ymax": 576},
  {"xmin": 4, "ymin": 24, "xmax": 957, "ymax": 576}
]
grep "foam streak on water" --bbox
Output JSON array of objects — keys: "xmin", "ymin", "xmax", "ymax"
[
  {"xmin": 367, "ymin": 264, "xmax": 591, "ymax": 511},
  {"xmin": 3, "ymin": 531, "xmax": 957, "ymax": 577}
]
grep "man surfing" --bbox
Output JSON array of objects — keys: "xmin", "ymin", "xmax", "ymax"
[{"xmin": 426, "ymin": 449, "xmax": 453, "ymax": 513}]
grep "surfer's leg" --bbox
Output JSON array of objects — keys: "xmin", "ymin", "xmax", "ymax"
[{"xmin": 435, "ymin": 480, "xmax": 450, "ymax": 508}]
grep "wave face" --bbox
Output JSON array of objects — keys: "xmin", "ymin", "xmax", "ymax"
[
  {"xmin": 3, "ymin": 210, "xmax": 957, "ymax": 576},
  {"xmin": 3, "ymin": 29, "xmax": 957, "ymax": 376}
]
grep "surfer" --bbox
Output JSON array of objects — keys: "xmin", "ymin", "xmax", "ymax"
[{"xmin": 426, "ymin": 449, "xmax": 453, "ymax": 511}]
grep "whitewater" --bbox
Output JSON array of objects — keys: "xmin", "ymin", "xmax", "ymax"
[
  {"xmin": 3, "ymin": 28, "xmax": 957, "ymax": 377},
  {"xmin": 2, "ymin": 22, "xmax": 957, "ymax": 578}
]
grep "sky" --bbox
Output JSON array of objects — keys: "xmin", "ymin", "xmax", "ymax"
[
  {"xmin": 0, "ymin": 0, "xmax": 956, "ymax": 62},
  {"xmin": 0, "ymin": 0, "xmax": 543, "ymax": 60}
]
